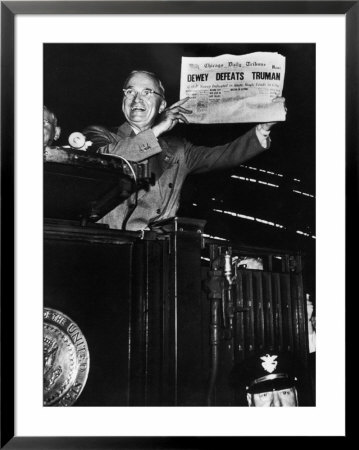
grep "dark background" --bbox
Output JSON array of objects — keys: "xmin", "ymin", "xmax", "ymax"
[{"xmin": 44, "ymin": 43, "xmax": 315, "ymax": 295}]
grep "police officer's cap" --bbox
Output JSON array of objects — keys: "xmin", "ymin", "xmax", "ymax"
[{"xmin": 230, "ymin": 350, "xmax": 301, "ymax": 394}]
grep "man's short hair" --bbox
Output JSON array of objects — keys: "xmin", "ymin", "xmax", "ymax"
[
  {"xmin": 43, "ymin": 105, "xmax": 58, "ymax": 127},
  {"xmin": 123, "ymin": 70, "xmax": 165, "ymax": 97}
]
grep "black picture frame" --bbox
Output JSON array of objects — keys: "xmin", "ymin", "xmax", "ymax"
[{"xmin": 1, "ymin": 1, "xmax": 354, "ymax": 448}]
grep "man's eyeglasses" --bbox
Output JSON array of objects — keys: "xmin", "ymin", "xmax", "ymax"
[
  {"xmin": 43, "ymin": 119, "xmax": 55, "ymax": 127},
  {"xmin": 123, "ymin": 88, "xmax": 164, "ymax": 99}
]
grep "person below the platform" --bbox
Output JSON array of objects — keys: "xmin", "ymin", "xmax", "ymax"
[
  {"xmin": 83, "ymin": 70, "xmax": 286, "ymax": 231},
  {"xmin": 43, "ymin": 105, "xmax": 61, "ymax": 149},
  {"xmin": 230, "ymin": 350, "xmax": 306, "ymax": 407}
]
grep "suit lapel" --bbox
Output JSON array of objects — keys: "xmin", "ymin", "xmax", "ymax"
[
  {"xmin": 117, "ymin": 122, "xmax": 135, "ymax": 138},
  {"xmin": 115, "ymin": 123, "xmax": 176, "ymax": 181}
]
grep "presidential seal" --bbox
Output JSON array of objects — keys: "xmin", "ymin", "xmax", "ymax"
[{"xmin": 43, "ymin": 308, "xmax": 90, "ymax": 406}]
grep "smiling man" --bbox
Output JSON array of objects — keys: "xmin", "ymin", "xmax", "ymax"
[
  {"xmin": 84, "ymin": 70, "xmax": 285, "ymax": 231},
  {"xmin": 122, "ymin": 71, "xmax": 168, "ymax": 135}
]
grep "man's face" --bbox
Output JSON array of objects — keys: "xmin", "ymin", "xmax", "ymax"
[
  {"xmin": 122, "ymin": 72, "xmax": 166, "ymax": 132},
  {"xmin": 43, "ymin": 109, "xmax": 59, "ymax": 147},
  {"xmin": 247, "ymin": 387, "xmax": 298, "ymax": 407}
]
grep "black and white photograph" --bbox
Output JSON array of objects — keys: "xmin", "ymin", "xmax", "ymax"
[
  {"xmin": 43, "ymin": 43, "xmax": 316, "ymax": 408},
  {"xmin": 2, "ymin": 1, "xmax": 353, "ymax": 445}
]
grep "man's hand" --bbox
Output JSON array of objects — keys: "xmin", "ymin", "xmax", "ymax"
[
  {"xmin": 152, "ymin": 98, "xmax": 192, "ymax": 137},
  {"xmin": 259, "ymin": 96, "xmax": 287, "ymax": 131}
]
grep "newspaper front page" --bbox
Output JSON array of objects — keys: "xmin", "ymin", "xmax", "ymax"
[{"xmin": 180, "ymin": 52, "xmax": 286, "ymax": 124}]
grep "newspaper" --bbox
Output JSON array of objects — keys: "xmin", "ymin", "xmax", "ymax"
[{"xmin": 180, "ymin": 52, "xmax": 286, "ymax": 124}]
